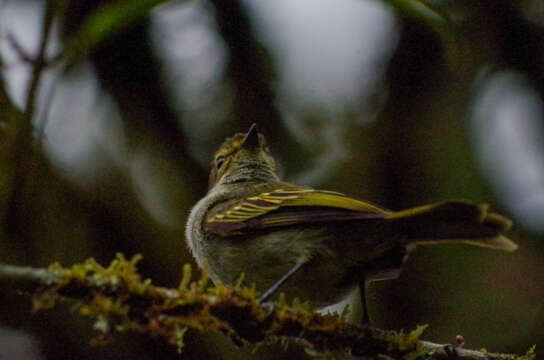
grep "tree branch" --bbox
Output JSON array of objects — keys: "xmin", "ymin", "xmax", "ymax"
[
  {"xmin": 0, "ymin": 255, "xmax": 534, "ymax": 360},
  {"xmin": 0, "ymin": 263, "xmax": 61, "ymax": 289}
]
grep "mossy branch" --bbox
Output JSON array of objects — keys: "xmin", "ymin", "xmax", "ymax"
[{"xmin": 0, "ymin": 255, "xmax": 535, "ymax": 360}]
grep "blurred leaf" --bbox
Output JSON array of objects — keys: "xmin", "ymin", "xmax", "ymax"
[
  {"xmin": 385, "ymin": 0, "xmax": 453, "ymax": 41},
  {"xmin": 62, "ymin": 0, "xmax": 181, "ymax": 67}
]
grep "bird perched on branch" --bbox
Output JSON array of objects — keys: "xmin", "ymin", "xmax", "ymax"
[{"xmin": 186, "ymin": 124, "xmax": 517, "ymax": 323}]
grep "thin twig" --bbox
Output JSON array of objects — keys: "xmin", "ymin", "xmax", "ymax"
[
  {"xmin": 6, "ymin": 32, "xmax": 35, "ymax": 64},
  {"xmin": 24, "ymin": 1, "xmax": 55, "ymax": 121},
  {"xmin": 0, "ymin": 263, "xmax": 61, "ymax": 288},
  {"xmin": 5, "ymin": 0, "xmax": 56, "ymax": 235},
  {"xmin": 6, "ymin": 31, "xmax": 62, "ymax": 66}
]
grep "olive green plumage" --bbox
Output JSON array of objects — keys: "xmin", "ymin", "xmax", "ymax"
[{"xmin": 185, "ymin": 124, "xmax": 516, "ymax": 309}]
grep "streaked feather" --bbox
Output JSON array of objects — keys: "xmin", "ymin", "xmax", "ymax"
[{"xmin": 205, "ymin": 188, "xmax": 388, "ymax": 235}]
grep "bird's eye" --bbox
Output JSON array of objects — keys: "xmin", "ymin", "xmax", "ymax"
[{"xmin": 216, "ymin": 156, "xmax": 225, "ymax": 169}]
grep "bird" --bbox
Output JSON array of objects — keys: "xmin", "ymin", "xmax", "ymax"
[{"xmin": 185, "ymin": 123, "xmax": 517, "ymax": 323}]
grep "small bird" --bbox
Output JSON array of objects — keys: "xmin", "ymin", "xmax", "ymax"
[{"xmin": 185, "ymin": 124, "xmax": 517, "ymax": 322}]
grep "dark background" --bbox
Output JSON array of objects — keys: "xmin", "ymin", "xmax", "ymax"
[{"xmin": 0, "ymin": 0, "xmax": 542, "ymax": 359}]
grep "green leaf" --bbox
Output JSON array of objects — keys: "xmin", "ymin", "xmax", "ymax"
[
  {"xmin": 62, "ymin": 0, "xmax": 178, "ymax": 66},
  {"xmin": 386, "ymin": 0, "xmax": 453, "ymax": 42}
]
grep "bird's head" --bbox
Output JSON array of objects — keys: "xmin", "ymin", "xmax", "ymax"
[{"xmin": 208, "ymin": 124, "xmax": 279, "ymax": 189}]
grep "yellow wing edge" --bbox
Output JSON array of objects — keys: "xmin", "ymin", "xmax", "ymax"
[{"xmin": 207, "ymin": 188, "xmax": 388, "ymax": 224}]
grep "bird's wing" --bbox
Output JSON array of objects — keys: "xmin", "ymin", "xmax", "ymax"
[{"xmin": 205, "ymin": 188, "xmax": 389, "ymax": 236}]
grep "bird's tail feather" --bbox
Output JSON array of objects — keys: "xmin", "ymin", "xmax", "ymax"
[{"xmin": 386, "ymin": 200, "xmax": 517, "ymax": 251}]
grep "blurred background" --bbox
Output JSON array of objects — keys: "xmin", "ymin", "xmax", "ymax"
[{"xmin": 0, "ymin": 0, "xmax": 543, "ymax": 359}]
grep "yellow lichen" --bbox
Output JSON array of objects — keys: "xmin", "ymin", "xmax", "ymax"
[
  {"xmin": 399, "ymin": 324, "xmax": 428, "ymax": 351},
  {"xmin": 30, "ymin": 255, "xmax": 530, "ymax": 359},
  {"xmin": 521, "ymin": 345, "xmax": 537, "ymax": 360},
  {"xmin": 178, "ymin": 264, "xmax": 192, "ymax": 291},
  {"xmin": 378, "ymin": 325, "xmax": 429, "ymax": 360},
  {"xmin": 51, "ymin": 253, "xmax": 153, "ymax": 296},
  {"xmin": 174, "ymin": 326, "xmax": 188, "ymax": 354},
  {"xmin": 32, "ymin": 289, "xmax": 58, "ymax": 311},
  {"xmin": 481, "ymin": 346, "xmax": 531, "ymax": 360},
  {"xmin": 79, "ymin": 295, "xmax": 129, "ymax": 317},
  {"xmin": 234, "ymin": 272, "xmax": 246, "ymax": 288}
]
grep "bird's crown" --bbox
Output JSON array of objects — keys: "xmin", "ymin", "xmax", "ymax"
[{"xmin": 208, "ymin": 124, "xmax": 277, "ymax": 189}]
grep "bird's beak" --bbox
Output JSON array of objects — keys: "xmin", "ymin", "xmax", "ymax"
[{"xmin": 242, "ymin": 123, "xmax": 260, "ymax": 150}]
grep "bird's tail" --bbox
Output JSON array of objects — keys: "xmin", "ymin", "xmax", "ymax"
[{"xmin": 386, "ymin": 200, "xmax": 517, "ymax": 251}]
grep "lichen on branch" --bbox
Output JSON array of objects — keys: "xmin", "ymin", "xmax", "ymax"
[{"xmin": 0, "ymin": 254, "xmax": 536, "ymax": 360}]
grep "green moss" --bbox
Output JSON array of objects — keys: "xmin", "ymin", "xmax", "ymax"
[
  {"xmin": 480, "ymin": 345, "xmax": 536, "ymax": 360},
  {"xmin": 178, "ymin": 264, "xmax": 192, "ymax": 291},
  {"xmin": 174, "ymin": 326, "xmax": 188, "ymax": 354},
  {"xmin": 48, "ymin": 253, "xmax": 152, "ymax": 295},
  {"xmin": 521, "ymin": 345, "xmax": 537, "ymax": 360},
  {"xmin": 378, "ymin": 325, "xmax": 429, "ymax": 360},
  {"xmin": 27, "ymin": 255, "xmax": 531, "ymax": 359},
  {"xmin": 79, "ymin": 295, "xmax": 129, "ymax": 317}
]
